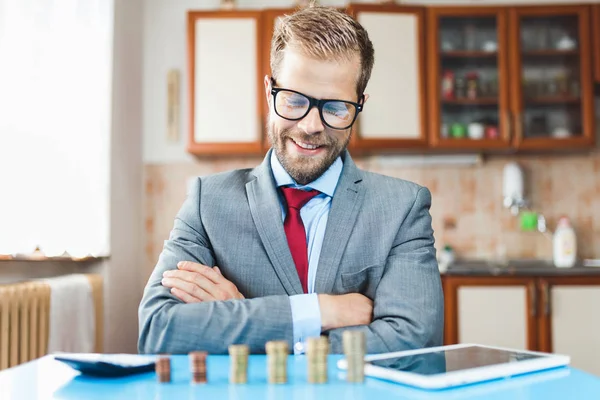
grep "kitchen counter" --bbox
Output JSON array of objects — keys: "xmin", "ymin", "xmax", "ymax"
[{"xmin": 443, "ymin": 259, "xmax": 600, "ymax": 277}]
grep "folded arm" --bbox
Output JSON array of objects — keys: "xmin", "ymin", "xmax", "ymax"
[
  {"xmin": 138, "ymin": 179, "xmax": 294, "ymax": 354},
  {"xmin": 326, "ymin": 187, "xmax": 444, "ymax": 354}
]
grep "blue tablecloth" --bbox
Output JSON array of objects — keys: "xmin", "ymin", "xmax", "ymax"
[{"xmin": 1, "ymin": 354, "xmax": 599, "ymax": 399}]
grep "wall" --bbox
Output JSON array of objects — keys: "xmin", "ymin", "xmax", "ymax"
[
  {"xmin": 142, "ymin": 0, "xmax": 600, "ymax": 282},
  {"xmin": 106, "ymin": 0, "xmax": 144, "ymax": 353}
]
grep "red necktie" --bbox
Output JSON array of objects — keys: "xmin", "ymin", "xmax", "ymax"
[{"xmin": 280, "ymin": 187, "xmax": 320, "ymax": 293}]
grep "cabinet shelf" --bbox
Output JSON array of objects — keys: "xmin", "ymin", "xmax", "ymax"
[
  {"xmin": 524, "ymin": 134, "xmax": 583, "ymax": 139},
  {"xmin": 522, "ymin": 49, "xmax": 579, "ymax": 56},
  {"xmin": 441, "ymin": 51, "xmax": 498, "ymax": 58},
  {"xmin": 524, "ymin": 96, "xmax": 581, "ymax": 104},
  {"xmin": 435, "ymin": 138, "xmax": 506, "ymax": 149},
  {"xmin": 442, "ymin": 98, "xmax": 498, "ymax": 106}
]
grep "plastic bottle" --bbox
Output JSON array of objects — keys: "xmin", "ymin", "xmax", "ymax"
[
  {"xmin": 553, "ymin": 216, "xmax": 577, "ymax": 268},
  {"xmin": 437, "ymin": 245, "xmax": 455, "ymax": 273}
]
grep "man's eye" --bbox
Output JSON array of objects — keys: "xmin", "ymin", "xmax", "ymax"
[{"xmin": 285, "ymin": 102, "xmax": 306, "ymax": 110}]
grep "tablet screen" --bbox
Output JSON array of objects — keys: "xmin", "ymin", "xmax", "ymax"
[{"xmin": 368, "ymin": 346, "xmax": 546, "ymax": 376}]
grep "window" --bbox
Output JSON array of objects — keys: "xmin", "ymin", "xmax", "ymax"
[{"xmin": 0, "ymin": 0, "xmax": 114, "ymax": 258}]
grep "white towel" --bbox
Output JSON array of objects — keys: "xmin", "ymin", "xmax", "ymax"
[{"xmin": 42, "ymin": 274, "xmax": 95, "ymax": 354}]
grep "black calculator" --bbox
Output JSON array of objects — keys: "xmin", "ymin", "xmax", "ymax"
[{"xmin": 54, "ymin": 354, "xmax": 157, "ymax": 377}]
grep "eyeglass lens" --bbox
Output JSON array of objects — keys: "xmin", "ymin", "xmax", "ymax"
[{"xmin": 274, "ymin": 90, "xmax": 357, "ymax": 129}]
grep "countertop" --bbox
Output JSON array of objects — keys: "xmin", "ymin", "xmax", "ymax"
[{"xmin": 443, "ymin": 259, "xmax": 600, "ymax": 277}]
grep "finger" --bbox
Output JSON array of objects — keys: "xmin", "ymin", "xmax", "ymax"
[
  {"xmin": 197, "ymin": 266, "xmax": 224, "ymax": 284},
  {"xmin": 176, "ymin": 261, "xmax": 210, "ymax": 274},
  {"xmin": 214, "ymin": 266, "xmax": 222, "ymax": 275},
  {"xmin": 162, "ymin": 277, "xmax": 213, "ymax": 301},
  {"xmin": 192, "ymin": 275, "xmax": 224, "ymax": 299},
  {"xmin": 167, "ymin": 270, "xmax": 223, "ymax": 300},
  {"xmin": 170, "ymin": 287, "xmax": 201, "ymax": 304},
  {"xmin": 163, "ymin": 269, "xmax": 200, "ymax": 283},
  {"xmin": 178, "ymin": 262, "xmax": 223, "ymax": 284}
]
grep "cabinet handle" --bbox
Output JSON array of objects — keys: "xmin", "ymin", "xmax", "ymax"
[
  {"xmin": 504, "ymin": 111, "xmax": 512, "ymax": 140},
  {"xmin": 514, "ymin": 112, "xmax": 523, "ymax": 140},
  {"xmin": 529, "ymin": 284, "xmax": 537, "ymax": 318},
  {"xmin": 542, "ymin": 282, "xmax": 551, "ymax": 316}
]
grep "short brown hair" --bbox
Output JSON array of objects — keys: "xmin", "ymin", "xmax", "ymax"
[{"xmin": 270, "ymin": 6, "xmax": 375, "ymax": 98}]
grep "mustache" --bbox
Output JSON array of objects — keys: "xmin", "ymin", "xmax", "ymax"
[{"xmin": 280, "ymin": 129, "xmax": 330, "ymax": 146}]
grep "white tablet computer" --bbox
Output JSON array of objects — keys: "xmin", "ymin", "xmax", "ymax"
[{"xmin": 337, "ymin": 343, "xmax": 570, "ymax": 390}]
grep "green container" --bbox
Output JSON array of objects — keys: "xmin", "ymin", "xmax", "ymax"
[
  {"xmin": 520, "ymin": 211, "xmax": 538, "ymax": 232},
  {"xmin": 450, "ymin": 123, "xmax": 466, "ymax": 138}
]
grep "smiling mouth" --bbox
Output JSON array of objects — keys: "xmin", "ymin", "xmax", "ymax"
[{"xmin": 290, "ymin": 138, "xmax": 323, "ymax": 150}]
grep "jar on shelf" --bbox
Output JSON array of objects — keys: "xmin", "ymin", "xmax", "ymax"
[
  {"xmin": 485, "ymin": 125, "xmax": 499, "ymax": 139},
  {"xmin": 450, "ymin": 123, "xmax": 466, "ymax": 138},
  {"xmin": 466, "ymin": 72, "xmax": 479, "ymax": 99},
  {"xmin": 556, "ymin": 71, "xmax": 568, "ymax": 95},
  {"xmin": 468, "ymin": 122, "xmax": 485, "ymax": 139},
  {"xmin": 441, "ymin": 71, "xmax": 455, "ymax": 100},
  {"xmin": 480, "ymin": 117, "xmax": 499, "ymax": 139},
  {"xmin": 441, "ymin": 123, "xmax": 449, "ymax": 138}
]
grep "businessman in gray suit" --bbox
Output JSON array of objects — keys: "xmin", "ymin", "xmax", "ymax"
[{"xmin": 139, "ymin": 6, "xmax": 443, "ymax": 355}]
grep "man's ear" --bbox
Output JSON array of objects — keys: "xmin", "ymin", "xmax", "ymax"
[{"xmin": 264, "ymin": 75, "xmax": 272, "ymax": 107}]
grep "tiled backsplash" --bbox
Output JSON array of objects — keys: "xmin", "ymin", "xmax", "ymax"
[{"xmin": 144, "ymin": 151, "xmax": 600, "ymax": 275}]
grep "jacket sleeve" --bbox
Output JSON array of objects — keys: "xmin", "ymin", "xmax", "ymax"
[
  {"xmin": 138, "ymin": 178, "xmax": 294, "ymax": 354},
  {"xmin": 326, "ymin": 187, "xmax": 444, "ymax": 354}
]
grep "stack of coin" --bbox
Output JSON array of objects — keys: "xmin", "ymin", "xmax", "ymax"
[
  {"xmin": 189, "ymin": 351, "xmax": 208, "ymax": 384},
  {"xmin": 155, "ymin": 356, "xmax": 171, "ymax": 383},
  {"xmin": 343, "ymin": 330, "xmax": 366, "ymax": 383},
  {"xmin": 228, "ymin": 344, "xmax": 249, "ymax": 384},
  {"xmin": 265, "ymin": 340, "xmax": 288, "ymax": 384},
  {"xmin": 306, "ymin": 336, "xmax": 329, "ymax": 384}
]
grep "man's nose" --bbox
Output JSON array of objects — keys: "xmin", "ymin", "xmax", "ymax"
[{"xmin": 297, "ymin": 107, "xmax": 325, "ymax": 135}]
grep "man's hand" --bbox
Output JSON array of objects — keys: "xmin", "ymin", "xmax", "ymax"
[
  {"xmin": 318, "ymin": 293, "xmax": 373, "ymax": 331},
  {"xmin": 161, "ymin": 261, "xmax": 245, "ymax": 303}
]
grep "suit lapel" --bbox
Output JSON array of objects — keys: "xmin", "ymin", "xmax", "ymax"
[
  {"xmin": 315, "ymin": 151, "xmax": 365, "ymax": 293},
  {"xmin": 246, "ymin": 150, "xmax": 303, "ymax": 295}
]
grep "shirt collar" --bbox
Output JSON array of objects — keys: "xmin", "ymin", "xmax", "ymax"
[{"xmin": 270, "ymin": 151, "xmax": 343, "ymax": 197}]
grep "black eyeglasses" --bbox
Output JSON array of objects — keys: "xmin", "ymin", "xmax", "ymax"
[{"xmin": 270, "ymin": 77, "xmax": 364, "ymax": 130}]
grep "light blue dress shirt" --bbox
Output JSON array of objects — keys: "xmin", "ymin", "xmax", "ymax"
[{"xmin": 270, "ymin": 152, "xmax": 343, "ymax": 354}]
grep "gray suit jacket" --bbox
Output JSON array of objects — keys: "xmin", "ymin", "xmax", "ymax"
[{"xmin": 138, "ymin": 150, "xmax": 443, "ymax": 354}]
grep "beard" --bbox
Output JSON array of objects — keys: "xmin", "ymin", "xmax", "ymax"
[{"xmin": 267, "ymin": 121, "xmax": 351, "ymax": 185}]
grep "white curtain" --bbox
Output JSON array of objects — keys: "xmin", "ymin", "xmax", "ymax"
[{"xmin": 0, "ymin": 0, "xmax": 113, "ymax": 258}]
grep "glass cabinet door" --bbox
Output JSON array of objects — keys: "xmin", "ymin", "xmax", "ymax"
[
  {"xmin": 428, "ymin": 8, "xmax": 511, "ymax": 149},
  {"xmin": 510, "ymin": 6, "xmax": 594, "ymax": 149}
]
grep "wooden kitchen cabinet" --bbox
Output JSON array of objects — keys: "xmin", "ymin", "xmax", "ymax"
[
  {"xmin": 427, "ymin": 7, "xmax": 512, "ymax": 150},
  {"xmin": 187, "ymin": 4, "xmax": 595, "ymax": 156},
  {"xmin": 444, "ymin": 276, "xmax": 538, "ymax": 350},
  {"xmin": 509, "ymin": 5, "xmax": 595, "ymax": 150},
  {"xmin": 348, "ymin": 4, "xmax": 428, "ymax": 153},
  {"xmin": 261, "ymin": 5, "xmax": 428, "ymax": 154},
  {"xmin": 428, "ymin": 5, "xmax": 595, "ymax": 151},
  {"xmin": 346, "ymin": 4, "xmax": 428, "ymax": 152},
  {"xmin": 444, "ymin": 274, "xmax": 600, "ymax": 377},
  {"xmin": 187, "ymin": 11, "xmax": 265, "ymax": 156},
  {"xmin": 538, "ymin": 277, "xmax": 600, "ymax": 377}
]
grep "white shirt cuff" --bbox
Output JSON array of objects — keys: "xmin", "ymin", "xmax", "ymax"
[{"xmin": 289, "ymin": 293, "xmax": 322, "ymax": 354}]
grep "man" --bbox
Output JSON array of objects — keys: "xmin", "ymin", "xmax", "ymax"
[{"xmin": 138, "ymin": 6, "xmax": 443, "ymax": 355}]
